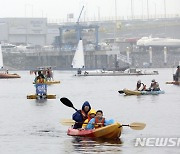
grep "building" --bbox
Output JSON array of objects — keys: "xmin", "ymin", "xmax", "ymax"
[{"xmin": 0, "ymin": 18, "xmax": 48, "ymax": 46}]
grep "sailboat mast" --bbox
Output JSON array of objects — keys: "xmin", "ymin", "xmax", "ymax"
[{"xmin": 0, "ymin": 44, "xmax": 4, "ymax": 68}]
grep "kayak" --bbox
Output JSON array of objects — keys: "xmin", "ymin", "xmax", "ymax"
[
  {"xmin": 122, "ymin": 89, "xmax": 165, "ymax": 95},
  {"xmin": 27, "ymin": 94, "xmax": 56, "ymax": 99},
  {"xmin": 45, "ymin": 80, "xmax": 60, "ymax": 85},
  {"xmin": 166, "ymin": 81, "xmax": 180, "ymax": 85},
  {"xmin": 67, "ymin": 122, "xmax": 122, "ymax": 139},
  {"xmin": 33, "ymin": 80, "xmax": 60, "ymax": 85}
]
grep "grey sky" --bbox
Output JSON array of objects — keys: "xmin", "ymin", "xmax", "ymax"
[{"xmin": 0, "ymin": 0, "xmax": 179, "ymax": 20}]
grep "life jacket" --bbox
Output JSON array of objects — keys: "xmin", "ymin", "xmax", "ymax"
[
  {"xmin": 137, "ymin": 83, "xmax": 146, "ymax": 91},
  {"xmin": 37, "ymin": 78, "xmax": 45, "ymax": 83},
  {"xmin": 80, "ymin": 110, "xmax": 88, "ymax": 121},
  {"xmin": 94, "ymin": 117, "xmax": 105, "ymax": 128},
  {"xmin": 151, "ymin": 82, "xmax": 159, "ymax": 89}
]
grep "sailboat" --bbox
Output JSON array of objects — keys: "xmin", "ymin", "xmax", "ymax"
[
  {"xmin": 71, "ymin": 39, "xmax": 85, "ymax": 71},
  {"xmin": 0, "ymin": 44, "xmax": 21, "ymax": 78}
]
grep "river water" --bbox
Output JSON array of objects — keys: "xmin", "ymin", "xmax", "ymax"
[{"xmin": 0, "ymin": 68, "xmax": 179, "ymax": 154}]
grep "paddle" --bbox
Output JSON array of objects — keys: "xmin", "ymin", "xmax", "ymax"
[
  {"xmin": 60, "ymin": 119, "xmax": 146, "ymax": 130},
  {"xmin": 118, "ymin": 90, "xmax": 124, "ymax": 94},
  {"xmin": 60, "ymin": 97, "xmax": 78, "ymax": 111},
  {"xmin": 120, "ymin": 122, "xmax": 146, "ymax": 130}
]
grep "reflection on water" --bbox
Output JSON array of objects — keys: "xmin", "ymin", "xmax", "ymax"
[
  {"xmin": 72, "ymin": 137, "xmax": 123, "ymax": 153},
  {"xmin": 35, "ymin": 99, "xmax": 48, "ymax": 105}
]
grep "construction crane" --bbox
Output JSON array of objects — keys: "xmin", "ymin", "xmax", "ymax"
[{"xmin": 76, "ymin": 5, "xmax": 84, "ymax": 41}]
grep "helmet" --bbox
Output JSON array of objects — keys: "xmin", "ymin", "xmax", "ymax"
[
  {"xmin": 152, "ymin": 79, "xmax": 155, "ymax": 82},
  {"xmin": 137, "ymin": 80, "xmax": 141, "ymax": 83},
  {"xmin": 88, "ymin": 109, "xmax": 96, "ymax": 115}
]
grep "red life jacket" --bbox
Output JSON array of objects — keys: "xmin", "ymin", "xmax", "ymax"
[
  {"xmin": 94, "ymin": 117, "xmax": 105, "ymax": 128},
  {"xmin": 80, "ymin": 110, "xmax": 88, "ymax": 121}
]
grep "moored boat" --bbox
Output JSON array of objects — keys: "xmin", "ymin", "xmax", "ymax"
[
  {"xmin": 166, "ymin": 81, "xmax": 180, "ymax": 85},
  {"xmin": 0, "ymin": 44, "xmax": 21, "ymax": 79},
  {"xmin": 76, "ymin": 69, "xmax": 158, "ymax": 76},
  {"xmin": 67, "ymin": 122, "xmax": 122, "ymax": 139},
  {"xmin": 0, "ymin": 73, "xmax": 21, "ymax": 78}
]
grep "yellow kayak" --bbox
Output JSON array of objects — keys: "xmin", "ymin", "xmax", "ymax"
[
  {"xmin": 123, "ymin": 89, "xmax": 141, "ymax": 95},
  {"xmin": 27, "ymin": 94, "xmax": 56, "ymax": 99},
  {"xmin": 45, "ymin": 80, "xmax": 60, "ymax": 85},
  {"xmin": 67, "ymin": 122, "xmax": 122, "ymax": 139}
]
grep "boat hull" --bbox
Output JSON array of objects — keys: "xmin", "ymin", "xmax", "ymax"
[
  {"xmin": 67, "ymin": 122, "xmax": 122, "ymax": 139},
  {"xmin": 27, "ymin": 94, "xmax": 56, "ymax": 99},
  {"xmin": 0, "ymin": 73, "xmax": 21, "ymax": 78},
  {"xmin": 141, "ymin": 90, "xmax": 165, "ymax": 95},
  {"xmin": 123, "ymin": 89, "xmax": 141, "ymax": 95},
  {"xmin": 75, "ymin": 71, "xmax": 158, "ymax": 76},
  {"xmin": 123, "ymin": 89, "xmax": 165, "ymax": 95},
  {"xmin": 166, "ymin": 81, "xmax": 180, "ymax": 85}
]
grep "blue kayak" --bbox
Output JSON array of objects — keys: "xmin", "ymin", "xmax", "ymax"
[{"xmin": 141, "ymin": 90, "xmax": 165, "ymax": 95}]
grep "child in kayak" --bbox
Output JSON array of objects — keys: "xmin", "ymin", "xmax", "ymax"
[
  {"xmin": 82, "ymin": 109, "xmax": 96, "ymax": 128},
  {"xmin": 86, "ymin": 110, "xmax": 114, "ymax": 130}
]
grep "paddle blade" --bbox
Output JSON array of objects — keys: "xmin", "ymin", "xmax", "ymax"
[
  {"xmin": 60, "ymin": 119, "xmax": 74, "ymax": 126},
  {"xmin": 129, "ymin": 122, "xmax": 146, "ymax": 130},
  {"xmin": 118, "ymin": 90, "xmax": 124, "ymax": 94},
  {"xmin": 60, "ymin": 97, "xmax": 74, "ymax": 108}
]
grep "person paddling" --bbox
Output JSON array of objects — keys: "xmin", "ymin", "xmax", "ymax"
[
  {"xmin": 86, "ymin": 110, "xmax": 114, "ymax": 130},
  {"xmin": 147, "ymin": 79, "xmax": 160, "ymax": 91},
  {"xmin": 136, "ymin": 80, "xmax": 146, "ymax": 91},
  {"xmin": 72, "ymin": 101, "xmax": 91, "ymax": 129},
  {"xmin": 174, "ymin": 66, "xmax": 180, "ymax": 81},
  {"xmin": 34, "ymin": 71, "xmax": 45, "ymax": 83}
]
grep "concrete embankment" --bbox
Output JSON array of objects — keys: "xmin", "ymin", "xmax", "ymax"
[{"xmin": 3, "ymin": 49, "xmax": 180, "ymax": 70}]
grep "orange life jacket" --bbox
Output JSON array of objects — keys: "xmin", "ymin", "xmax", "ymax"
[
  {"xmin": 37, "ymin": 78, "xmax": 45, "ymax": 83},
  {"xmin": 94, "ymin": 117, "xmax": 105, "ymax": 128}
]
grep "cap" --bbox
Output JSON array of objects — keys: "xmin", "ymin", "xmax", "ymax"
[{"xmin": 88, "ymin": 109, "xmax": 96, "ymax": 115}]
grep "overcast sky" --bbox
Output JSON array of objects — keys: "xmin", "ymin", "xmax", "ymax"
[{"xmin": 0, "ymin": 0, "xmax": 180, "ymax": 20}]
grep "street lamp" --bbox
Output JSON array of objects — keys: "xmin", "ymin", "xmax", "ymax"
[
  {"xmin": 131, "ymin": 0, "xmax": 133, "ymax": 19},
  {"xmin": 164, "ymin": 0, "xmax": 166, "ymax": 18},
  {"xmin": 147, "ymin": 0, "xmax": 149, "ymax": 19}
]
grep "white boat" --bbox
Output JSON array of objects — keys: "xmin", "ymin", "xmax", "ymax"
[
  {"xmin": 0, "ymin": 44, "xmax": 21, "ymax": 79},
  {"xmin": 137, "ymin": 37, "xmax": 180, "ymax": 47}
]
